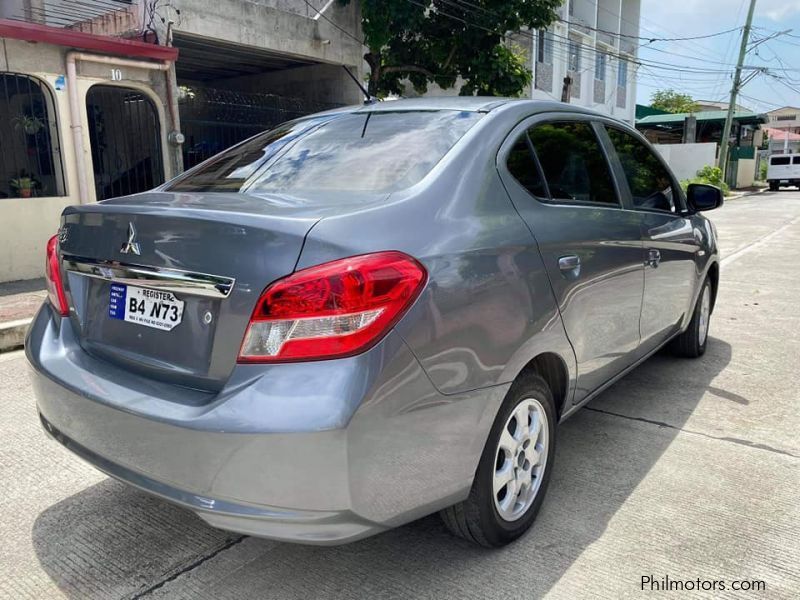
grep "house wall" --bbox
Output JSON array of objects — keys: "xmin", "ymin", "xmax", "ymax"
[
  {"xmin": 766, "ymin": 107, "xmax": 800, "ymax": 133},
  {"xmin": 769, "ymin": 139, "xmax": 800, "ymax": 154},
  {"xmin": 653, "ymin": 142, "xmax": 717, "ymax": 181},
  {"xmin": 1, "ymin": 0, "xmax": 366, "ymax": 283},
  {"xmin": 0, "ymin": 38, "xmax": 174, "ymax": 282},
  {"xmin": 736, "ymin": 158, "xmax": 756, "ymax": 189},
  {"xmin": 173, "ymin": 0, "xmax": 363, "ymax": 71}
]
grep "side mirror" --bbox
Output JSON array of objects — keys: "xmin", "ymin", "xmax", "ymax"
[{"xmin": 687, "ymin": 183, "xmax": 724, "ymax": 212}]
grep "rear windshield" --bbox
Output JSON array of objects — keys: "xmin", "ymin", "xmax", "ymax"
[
  {"xmin": 771, "ymin": 156, "xmax": 791, "ymax": 166},
  {"xmin": 168, "ymin": 110, "xmax": 483, "ymax": 195}
]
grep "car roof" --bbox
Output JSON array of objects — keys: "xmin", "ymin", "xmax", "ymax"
[
  {"xmin": 303, "ymin": 97, "xmax": 630, "ymax": 126},
  {"xmin": 350, "ymin": 97, "xmax": 619, "ymax": 118},
  {"xmin": 355, "ymin": 96, "xmax": 513, "ymax": 112}
]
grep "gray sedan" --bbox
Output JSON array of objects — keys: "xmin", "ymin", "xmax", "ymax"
[{"xmin": 27, "ymin": 97, "xmax": 721, "ymax": 547}]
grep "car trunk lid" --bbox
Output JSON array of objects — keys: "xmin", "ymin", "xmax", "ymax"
[{"xmin": 58, "ymin": 192, "xmax": 319, "ymax": 391}]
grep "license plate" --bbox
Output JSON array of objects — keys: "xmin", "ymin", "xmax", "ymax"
[{"xmin": 109, "ymin": 283, "xmax": 185, "ymax": 331}]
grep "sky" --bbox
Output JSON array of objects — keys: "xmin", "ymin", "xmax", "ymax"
[{"xmin": 634, "ymin": 0, "xmax": 800, "ymax": 113}]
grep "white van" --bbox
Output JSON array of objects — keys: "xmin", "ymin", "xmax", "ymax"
[{"xmin": 766, "ymin": 154, "xmax": 800, "ymax": 191}]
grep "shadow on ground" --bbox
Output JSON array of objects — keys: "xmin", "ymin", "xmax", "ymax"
[{"xmin": 32, "ymin": 338, "xmax": 732, "ymax": 599}]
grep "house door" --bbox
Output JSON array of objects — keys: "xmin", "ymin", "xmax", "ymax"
[{"xmin": 85, "ymin": 85, "xmax": 164, "ymax": 201}]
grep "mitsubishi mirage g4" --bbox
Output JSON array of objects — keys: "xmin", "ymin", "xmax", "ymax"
[{"xmin": 27, "ymin": 98, "xmax": 722, "ymax": 547}]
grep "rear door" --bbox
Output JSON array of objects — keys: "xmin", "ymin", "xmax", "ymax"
[
  {"xmin": 498, "ymin": 115, "xmax": 644, "ymax": 403},
  {"xmin": 601, "ymin": 125, "xmax": 699, "ymax": 351}
]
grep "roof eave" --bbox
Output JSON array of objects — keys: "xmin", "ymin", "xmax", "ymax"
[{"xmin": 0, "ymin": 18, "xmax": 178, "ymax": 62}]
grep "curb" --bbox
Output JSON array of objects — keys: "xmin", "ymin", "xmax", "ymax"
[
  {"xmin": 0, "ymin": 318, "xmax": 32, "ymax": 353},
  {"xmin": 728, "ymin": 188, "xmax": 768, "ymax": 200}
]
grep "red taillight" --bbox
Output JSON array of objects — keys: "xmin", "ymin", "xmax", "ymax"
[
  {"xmin": 45, "ymin": 234, "xmax": 69, "ymax": 316},
  {"xmin": 238, "ymin": 251, "xmax": 427, "ymax": 363}
]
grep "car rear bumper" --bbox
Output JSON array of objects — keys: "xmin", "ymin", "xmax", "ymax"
[
  {"xmin": 37, "ymin": 411, "xmax": 382, "ymax": 544},
  {"xmin": 27, "ymin": 305, "xmax": 505, "ymax": 544}
]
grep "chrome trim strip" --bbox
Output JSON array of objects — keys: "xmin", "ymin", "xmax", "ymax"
[{"xmin": 63, "ymin": 255, "xmax": 235, "ymax": 299}]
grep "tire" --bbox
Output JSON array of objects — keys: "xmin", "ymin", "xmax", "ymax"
[
  {"xmin": 769, "ymin": 181, "xmax": 779, "ymax": 191},
  {"xmin": 670, "ymin": 277, "xmax": 712, "ymax": 358},
  {"xmin": 440, "ymin": 374, "xmax": 556, "ymax": 547}
]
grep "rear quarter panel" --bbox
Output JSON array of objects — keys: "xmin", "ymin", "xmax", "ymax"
[{"xmin": 296, "ymin": 105, "xmax": 577, "ymax": 400}]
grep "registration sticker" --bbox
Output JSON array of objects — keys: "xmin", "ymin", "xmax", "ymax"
[{"xmin": 109, "ymin": 284, "xmax": 185, "ymax": 331}]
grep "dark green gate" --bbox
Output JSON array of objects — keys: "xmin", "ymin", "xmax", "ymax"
[{"xmin": 178, "ymin": 86, "xmax": 343, "ymax": 170}]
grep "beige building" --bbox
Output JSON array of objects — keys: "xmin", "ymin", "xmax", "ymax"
[
  {"xmin": 0, "ymin": 1, "xmax": 364, "ymax": 283},
  {"xmin": 0, "ymin": 22, "xmax": 180, "ymax": 282}
]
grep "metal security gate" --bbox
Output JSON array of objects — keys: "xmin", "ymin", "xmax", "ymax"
[
  {"xmin": 86, "ymin": 85, "xmax": 164, "ymax": 201},
  {"xmin": 178, "ymin": 86, "xmax": 343, "ymax": 170},
  {"xmin": 0, "ymin": 73, "xmax": 65, "ymax": 198}
]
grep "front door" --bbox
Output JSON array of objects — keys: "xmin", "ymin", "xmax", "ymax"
[
  {"xmin": 601, "ymin": 125, "xmax": 699, "ymax": 351},
  {"xmin": 498, "ymin": 116, "xmax": 645, "ymax": 403}
]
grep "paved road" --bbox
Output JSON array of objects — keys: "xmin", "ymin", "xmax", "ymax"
[{"xmin": 2, "ymin": 191, "xmax": 799, "ymax": 599}]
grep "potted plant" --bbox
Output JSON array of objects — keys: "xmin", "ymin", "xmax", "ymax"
[
  {"xmin": 11, "ymin": 114, "xmax": 45, "ymax": 135},
  {"xmin": 10, "ymin": 171, "xmax": 40, "ymax": 198}
]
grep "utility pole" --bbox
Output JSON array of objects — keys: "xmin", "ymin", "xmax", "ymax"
[{"xmin": 719, "ymin": 0, "xmax": 757, "ymax": 181}]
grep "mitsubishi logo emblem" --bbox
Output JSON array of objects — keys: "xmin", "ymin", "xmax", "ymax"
[{"xmin": 120, "ymin": 222, "xmax": 141, "ymax": 255}]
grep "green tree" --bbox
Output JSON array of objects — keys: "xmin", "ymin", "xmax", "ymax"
[
  {"xmin": 650, "ymin": 89, "xmax": 699, "ymax": 114},
  {"xmin": 338, "ymin": 0, "xmax": 562, "ymax": 97}
]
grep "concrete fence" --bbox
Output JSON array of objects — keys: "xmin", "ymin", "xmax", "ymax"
[{"xmin": 653, "ymin": 142, "xmax": 717, "ymax": 182}]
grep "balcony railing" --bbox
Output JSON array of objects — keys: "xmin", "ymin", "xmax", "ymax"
[{"xmin": 2, "ymin": 0, "xmax": 134, "ymax": 31}]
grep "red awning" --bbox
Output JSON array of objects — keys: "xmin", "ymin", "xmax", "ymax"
[
  {"xmin": 763, "ymin": 126, "xmax": 800, "ymax": 141},
  {"xmin": 0, "ymin": 18, "xmax": 178, "ymax": 62}
]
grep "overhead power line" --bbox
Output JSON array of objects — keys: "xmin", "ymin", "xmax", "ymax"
[
  {"xmin": 556, "ymin": 18, "xmax": 742, "ymax": 44},
  {"xmin": 446, "ymin": 0, "xmax": 742, "ymax": 44}
]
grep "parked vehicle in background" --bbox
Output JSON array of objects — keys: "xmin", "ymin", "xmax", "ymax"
[
  {"xmin": 27, "ymin": 98, "xmax": 722, "ymax": 548},
  {"xmin": 766, "ymin": 154, "xmax": 800, "ymax": 191}
]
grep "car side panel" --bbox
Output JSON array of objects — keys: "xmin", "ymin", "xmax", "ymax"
[
  {"xmin": 496, "ymin": 114, "xmax": 646, "ymax": 404},
  {"xmin": 638, "ymin": 212, "xmax": 703, "ymax": 350},
  {"xmin": 596, "ymin": 121, "xmax": 719, "ymax": 351},
  {"xmin": 296, "ymin": 169, "xmax": 576, "ymax": 400}
]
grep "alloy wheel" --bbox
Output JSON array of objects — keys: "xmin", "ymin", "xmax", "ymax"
[{"xmin": 493, "ymin": 398, "xmax": 549, "ymax": 522}]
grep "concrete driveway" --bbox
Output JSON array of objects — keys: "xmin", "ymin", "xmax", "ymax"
[{"xmin": 2, "ymin": 191, "xmax": 799, "ymax": 599}]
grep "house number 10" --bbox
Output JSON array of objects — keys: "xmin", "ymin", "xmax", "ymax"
[{"xmin": 111, "ymin": 68, "xmax": 123, "ymax": 81}]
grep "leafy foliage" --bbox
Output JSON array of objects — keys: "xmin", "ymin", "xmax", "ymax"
[
  {"xmin": 338, "ymin": 0, "xmax": 562, "ymax": 97},
  {"xmin": 681, "ymin": 165, "xmax": 730, "ymax": 196},
  {"xmin": 650, "ymin": 89, "xmax": 699, "ymax": 114}
]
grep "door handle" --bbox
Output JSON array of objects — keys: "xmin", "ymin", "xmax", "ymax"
[
  {"xmin": 558, "ymin": 254, "xmax": 581, "ymax": 278},
  {"xmin": 646, "ymin": 248, "xmax": 661, "ymax": 268}
]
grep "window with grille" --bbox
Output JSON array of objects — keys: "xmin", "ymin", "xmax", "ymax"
[
  {"xmin": 537, "ymin": 30, "xmax": 553, "ymax": 65},
  {"xmin": 618, "ymin": 59, "xmax": 628, "ymax": 88},
  {"xmin": 0, "ymin": 74, "xmax": 65, "ymax": 199},
  {"xmin": 568, "ymin": 40, "xmax": 581, "ymax": 72},
  {"xmin": 595, "ymin": 52, "xmax": 607, "ymax": 82}
]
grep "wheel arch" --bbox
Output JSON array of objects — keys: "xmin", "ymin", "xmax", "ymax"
[
  {"xmin": 706, "ymin": 260, "xmax": 720, "ymax": 312},
  {"xmin": 514, "ymin": 352, "xmax": 570, "ymax": 420}
]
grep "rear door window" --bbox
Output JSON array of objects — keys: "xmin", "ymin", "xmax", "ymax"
[
  {"xmin": 771, "ymin": 156, "xmax": 790, "ymax": 166},
  {"xmin": 168, "ymin": 110, "xmax": 483, "ymax": 196},
  {"xmin": 527, "ymin": 121, "xmax": 619, "ymax": 205},
  {"xmin": 605, "ymin": 126, "xmax": 678, "ymax": 213},
  {"xmin": 793, "ymin": 156, "xmax": 800, "ymax": 165},
  {"xmin": 505, "ymin": 135, "xmax": 548, "ymax": 198}
]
